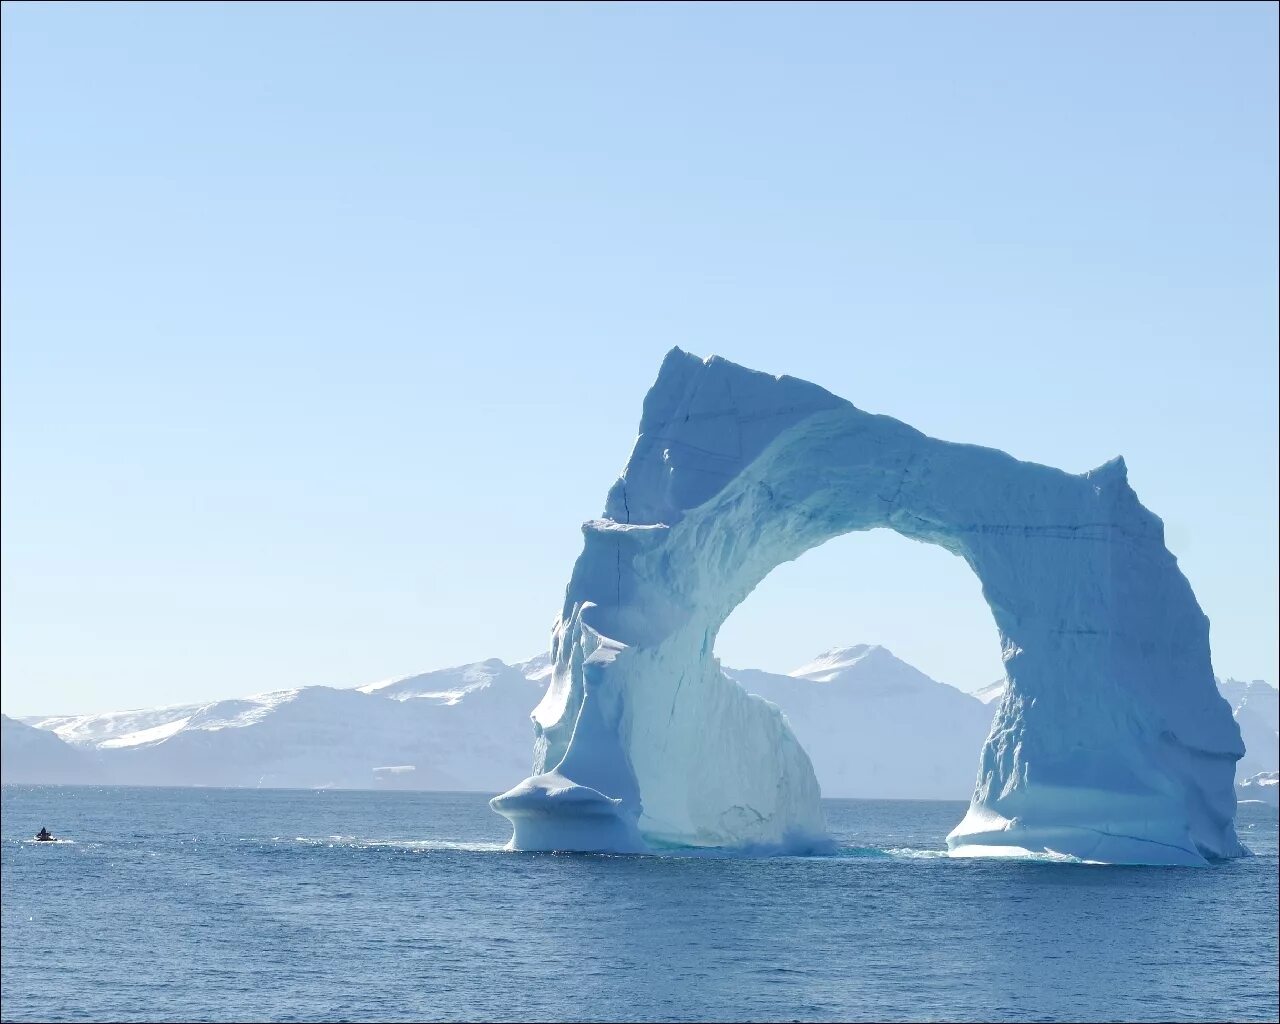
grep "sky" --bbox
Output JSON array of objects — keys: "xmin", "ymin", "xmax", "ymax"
[{"xmin": 1, "ymin": 2, "xmax": 1276, "ymax": 717}]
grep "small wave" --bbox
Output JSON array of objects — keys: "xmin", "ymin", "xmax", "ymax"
[
  {"xmin": 822, "ymin": 845, "xmax": 948, "ymax": 860},
  {"xmin": 364, "ymin": 839, "xmax": 509, "ymax": 853},
  {"xmin": 831, "ymin": 845, "xmax": 1078, "ymax": 862},
  {"xmin": 269, "ymin": 837, "xmax": 1080, "ymax": 862},
  {"xmin": 282, "ymin": 835, "xmax": 508, "ymax": 853},
  {"xmin": 21, "ymin": 838, "xmax": 75, "ymax": 845}
]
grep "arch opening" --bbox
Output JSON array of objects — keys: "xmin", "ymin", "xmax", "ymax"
[
  {"xmin": 714, "ymin": 527, "xmax": 1005, "ymax": 801},
  {"xmin": 714, "ymin": 526, "xmax": 1004, "ymax": 690}
]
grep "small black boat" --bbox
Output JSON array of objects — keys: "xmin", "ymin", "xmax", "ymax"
[{"xmin": 34, "ymin": 826, "xmax": 55, "ymax": 842}]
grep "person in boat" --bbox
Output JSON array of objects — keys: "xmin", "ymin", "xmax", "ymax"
[{"xmin": 35, "ymin": 826, "xmax": 53, "ymax": 842}]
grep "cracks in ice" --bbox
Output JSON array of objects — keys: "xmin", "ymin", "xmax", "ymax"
[
  {"xmin": 881, "ymin": 450, "xmax": 917, "ymax": 509},
  {"xmin": 1071, "ymin": 825, "xmax": 1203, "ymax": 860},
  {"xmin": 721, "ymin": 804, "xmax": 766, "ymax": 826}
]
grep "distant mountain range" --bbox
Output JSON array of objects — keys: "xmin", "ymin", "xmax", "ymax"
[
  {"xmin": 4, "ymin": 646, "xmax": 1276, "ymax": 803},
  {"xmin": 725, "ymin": 645, "xmax": 996, "ymax": 800},
  {"xmin": 4, "ymin": 656, "xmax": 551, "ymax": 794}
]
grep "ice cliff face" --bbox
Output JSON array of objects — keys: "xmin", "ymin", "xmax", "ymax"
[{"xmin": 491, "ymin": 348, "xmax": 1247, "ymax": 864}]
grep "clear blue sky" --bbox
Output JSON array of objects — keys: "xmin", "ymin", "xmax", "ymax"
[{"xmin": 2, "ymin": 2, "xmax": 1276, "ymax": 717}]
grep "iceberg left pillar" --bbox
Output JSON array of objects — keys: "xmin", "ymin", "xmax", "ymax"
[{"xmin": 491, "ymin": 601, "xmax": 647, "ymax": 853}]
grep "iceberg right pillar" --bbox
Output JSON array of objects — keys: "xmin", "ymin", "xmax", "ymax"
[{"xmin": 493, "ymin": 349, "xmax": 1247, "ymax": 864}]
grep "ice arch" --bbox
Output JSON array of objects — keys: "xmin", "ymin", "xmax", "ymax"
[{"xmin": 492, "ymin": 350, "xmax": 1246, "ymax": 865}]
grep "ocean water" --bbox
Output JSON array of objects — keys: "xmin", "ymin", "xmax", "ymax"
[{"xmin": 1, "ymin": 787, "xmax": 1276, "ymax": 1023}]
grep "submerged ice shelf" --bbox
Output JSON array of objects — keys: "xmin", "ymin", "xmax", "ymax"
[{"xmin": 490, "ymin": 349, "xmax": 1248, "ymax": 865}]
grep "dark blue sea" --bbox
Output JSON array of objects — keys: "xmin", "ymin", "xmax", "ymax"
[{"xmin": 2, "ymin": 786, "xmax": 1276, "ymax": 1023}]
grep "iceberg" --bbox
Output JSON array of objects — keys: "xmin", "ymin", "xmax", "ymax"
[{"xmin": 491, "ymin": 348, "xmax": 1248, "ymax": 864}]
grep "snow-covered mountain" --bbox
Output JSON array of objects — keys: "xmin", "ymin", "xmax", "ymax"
[
  {"xmin": 1238, "ymin": 771, "xmax": 1279, "ymax": 807},
  {"xmin": 16, "ymin": 658, "xmax": 550, "ymax": 792},
  {"xmin": 1217, "ymin": 679, "xmax": 1279, "ymax": 782},
  {"xmin": 971, "ymin": 679, "xmax": 1007, "ymax": 704},
  {"xmin": 1, "ymin": 715, "xmax": 98, "ymax": 784},
  {"xmin": 727, "ymin": 645, "xmax": 997, "ymax": 800},
  {"xmin": 6, "ymin": 648, "xmax": 1275, "ymax": 801}
]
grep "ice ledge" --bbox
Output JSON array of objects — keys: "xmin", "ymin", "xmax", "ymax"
[
  {"xmin": 945, "ymin": 802, "xmax": 1249, "ymax": 866},
  {"xmin": 490, "ymin": 771, "xmax": 647, "ymax": 853}
]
